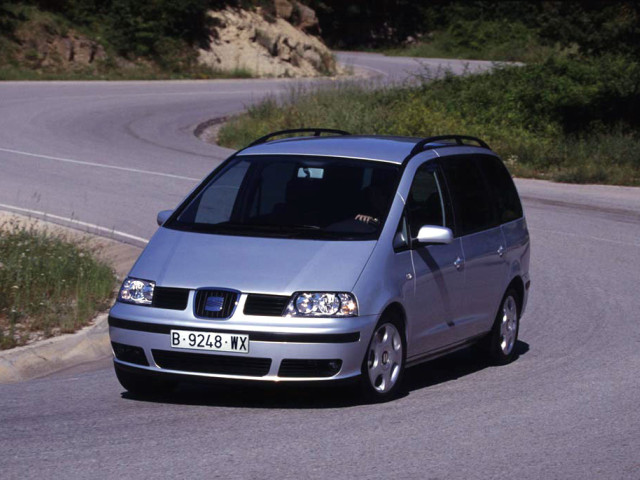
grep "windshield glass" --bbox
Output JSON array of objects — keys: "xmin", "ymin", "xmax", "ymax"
[{"xmin": 168, "ymin": 155, "xmax": 400, "ymax": 240}]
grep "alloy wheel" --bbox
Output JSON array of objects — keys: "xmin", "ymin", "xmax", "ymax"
[
  {"xmin": 367, "ymin": 323, "xmax": 403, "ymax": 393},
  {"xmin": 499, "ymin": 295, "xmax": 518, "ymax": 355}
]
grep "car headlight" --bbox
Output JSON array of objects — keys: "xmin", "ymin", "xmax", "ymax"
[
  {"xmin": 285, "ymin": 292, "xmax": 358, "ymax": 317},
  {"xmin": 118, "ymin": 277, "xmax": 155, "ymax": 306}
]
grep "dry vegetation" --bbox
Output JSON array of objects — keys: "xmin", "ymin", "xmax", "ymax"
[{"xmin": 0, "ymin": 218, "xmax": 116, "ymax": 350}]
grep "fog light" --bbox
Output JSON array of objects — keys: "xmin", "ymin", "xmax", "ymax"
[
  {"xmin": 327, "ymin": 360, "xmax": 342, "ymax": 373},
  {"xmin": 112, "ymin": 342, "xmax": 149, "ymax": 366}
]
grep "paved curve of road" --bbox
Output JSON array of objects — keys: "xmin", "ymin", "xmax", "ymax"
[{"xmin": 1, "ymin": 53, "xmax": 639, "ymax": 479}]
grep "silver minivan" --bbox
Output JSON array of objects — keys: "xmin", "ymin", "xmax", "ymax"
[{"xmin": 109, "ymin": 129, "xmax": 530, "ymax": 401}]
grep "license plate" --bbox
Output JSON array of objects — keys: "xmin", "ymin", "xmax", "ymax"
[{"xmin": 170, "ymin": 330, "xmax": 249, "ymax": 354}]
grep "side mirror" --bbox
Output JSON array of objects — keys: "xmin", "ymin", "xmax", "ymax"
[
  {"xmin": 415, "ymin": 225, "xmax": 453, "ymax": 245},
  {"xmin": 157, "ymin": 210, "xmax": 173, "ymax": 226}
]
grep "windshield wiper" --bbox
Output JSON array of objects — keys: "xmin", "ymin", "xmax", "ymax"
[
  {"xmin": 171, "ymin": 221, "xmax": 372, "ymax": 239},
  {"xmin": 206, "ymin": 222, "xmax": 323, "ymax": 236},
  {"xmin": 286, "ymin": 229, "xmax": 373, "ymax": 240},
  {"xmin": 229, "ymin": 222, "xmax": 321, "ymax": 231},
  {"xmin": 286, "ymin": 224, "xmax": 321, "ymax": 230}
]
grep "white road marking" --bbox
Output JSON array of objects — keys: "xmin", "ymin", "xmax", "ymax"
[
  {"xmin": 0, "ymin": 146, "xmax": 200, "ymax": 181},
  {"xmin": 89, "ymin": 89, "xmax": 268, "ymax": 100},
  {"xmin": 0, "ymin": 86, "xmax": 278, "ymax": 100},
  {"xmin": 0, "ymin": 202, "xmax": 149, "ymax": 244}
]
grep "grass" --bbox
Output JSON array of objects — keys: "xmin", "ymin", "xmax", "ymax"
[
  {"xmin": 0, "ymin": 64, "xmax": 254, "ymax": 81},
  {"xmin": 379, "ymin": 20, "xmax": 567, "ymax": 63},
  {"xmin": 0, "ymin": 220, "xmax": 117, "ymax": 350},
  {"xmin": 218, "ymin": 56, "xmax": 640, "ymax": 186}
]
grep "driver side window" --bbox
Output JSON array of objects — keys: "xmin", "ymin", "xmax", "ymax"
[{"xmin": 406, "ymin": 164, "xmax": 448, "ymax": 239}]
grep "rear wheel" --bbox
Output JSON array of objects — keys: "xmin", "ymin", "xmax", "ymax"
[
  {"xmin": 115, "ymin": 364, "xmax": 177, "ymax": 397},
  {"xmin": 360, "ymin": 317, "xmax": 406, "ymax": 402},
  {"xmin": 486, "ymin": 289, "xmax": 520, "ymax": 364}
]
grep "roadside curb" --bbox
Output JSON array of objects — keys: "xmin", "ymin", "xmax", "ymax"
[
  {"xmin": 0, "ymin": 313, "xmax": 110, "ymax": 383},
  {"xmin": 0, "ymin": 211, "xmax": 143, "ymax": 383}
]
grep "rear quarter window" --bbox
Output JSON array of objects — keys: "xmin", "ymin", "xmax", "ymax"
[{"xmin": 477, "ymin": 155, "xmax": 523, "ymax": 223}]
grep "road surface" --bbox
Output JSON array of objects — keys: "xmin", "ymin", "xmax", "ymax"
[{"xmin": 1, "ymin": 52, "xmax": 639, "ymax": 479}]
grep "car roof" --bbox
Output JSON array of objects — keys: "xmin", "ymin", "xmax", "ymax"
[
  {"xmin": 236, "ymin": 135, "xmax": 422, "ymax": 164},
  {"xmin": 236, "ymin": 135, "xmax": 491, "ymax": 164}
]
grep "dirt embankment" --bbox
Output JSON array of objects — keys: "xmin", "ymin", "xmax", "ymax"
[
  {"xmin": 6, "ymin": 16, "xmax": 107, "ymax": 72},
  {"xmin": 3, "ymin": 1, "xmax": 337, "ymax": 78},
  {"xmin": 199, "ymin": 2, "xmax": 337, "ymax": 77}
]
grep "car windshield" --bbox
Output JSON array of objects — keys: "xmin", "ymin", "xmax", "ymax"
[{"xmin": 168, "ymin": 155, "xmax": 400, "ymax": 240}]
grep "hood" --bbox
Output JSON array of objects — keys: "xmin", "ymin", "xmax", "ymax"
[{"xmin": 129, "ymin": 227, "xmax": 377, "ymax": 294}]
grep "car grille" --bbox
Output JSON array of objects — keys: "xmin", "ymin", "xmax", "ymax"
[
  {"xmin": 152, "ymin": 287, "xmax": 189, "ymax": 310},
  {"xmin": 244, "ymin": 294, "xmax": 290, "ymax": 316},
  {"xmin": 278, "ymin": 359, "xmax": 342, "ymax": 378},
  {"xmin": 194, "ymin": 289, "xmax": 238, "ymax": 319},
  {"xmin": 152, "ymin": 350, "xmax": 271, "ymax": 377}
]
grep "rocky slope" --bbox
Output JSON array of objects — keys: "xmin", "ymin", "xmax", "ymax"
[
  {"xmin": 199, "ymin": 3, "xmax": 336, "ymax": 77},
  {"xmin": 1, "ymin": 12, "xmax": 107, "ymax": 73},
  {"xmin": 0, "ymin": 1, "xmax": 336, "ymax": 78}
]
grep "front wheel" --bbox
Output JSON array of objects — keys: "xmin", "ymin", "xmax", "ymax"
[
  {"xmin": 486, "ymin": 289, "xmax": 520, "ymax": 364},
  {"xmin": 360, "ymin": 318, "xmax": 405, "ymax": 402}
]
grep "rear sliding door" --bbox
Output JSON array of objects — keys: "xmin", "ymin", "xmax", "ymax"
[{"xmin": 440, "ymin": 155, "xmax": 509, "ymax": 340}]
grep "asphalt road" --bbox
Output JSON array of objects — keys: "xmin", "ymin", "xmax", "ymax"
[{"xmin": 1, "ymin": 52, "xmax": 639, "ymax": 479}]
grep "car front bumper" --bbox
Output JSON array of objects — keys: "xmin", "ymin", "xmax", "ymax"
[{"xmin": 108, "ymin": 302, "xmax": 378, "ymax": 383}]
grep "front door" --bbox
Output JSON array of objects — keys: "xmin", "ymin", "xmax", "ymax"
[{"xmin": 402, "ymin": 162, "xmax": 466, "ymax": 358}]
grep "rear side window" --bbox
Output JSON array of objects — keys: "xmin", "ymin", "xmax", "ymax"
[
  {"xmin": 441, "ymin": 156, "xmax": 497, "ymax": 236},
  {"xmin": 477, "ymin": 155, "xmax": 523, "ymax": 223}
]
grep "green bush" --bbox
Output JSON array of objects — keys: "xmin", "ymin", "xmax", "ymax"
[
  {"xmin": 15, "ymin": 0, "xmax": 215, "ymax": 58},
  {"xmin": 386, "ymin": 20, "xmax": 549, "ymax": 62},
  {"xmin": 0, "ymin": 1, "xmax": 260, "ymax": 79},
  {"xmin": 219, "ymin": 55, "xmax": 640, "ymax": 186},
  {"xmin": 308, "ymin": 0, "xmax": 640, "ymax": 60}
]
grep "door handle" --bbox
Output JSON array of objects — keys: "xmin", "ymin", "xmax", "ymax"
[
  {"xmin": 497, "ymin": 245, "xmax": 505, "ymax": 257},
  {"xmin": 454, "ymin": 257, "xmax": 464, "ymax": 270}
]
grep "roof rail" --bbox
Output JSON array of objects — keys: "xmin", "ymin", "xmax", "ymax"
[
  {"xmin": 409, "ymin": 135, "xmax": 491, "ymax": 157},
  {"xmin": 247, "ymin": 128, "xmax": 351, "ymax": 147}
]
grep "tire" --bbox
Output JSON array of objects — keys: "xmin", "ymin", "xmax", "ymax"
[
  {"xmin": 485, "ymin": 289, "xmax": 520, "ymax": 365},
  {"xmin": 114, "ymin": 364, "xmax": 177, "ymax": 397},
  {"xmin": 360, "ymin": 315, "xmax": 406, "ymax": 402}
]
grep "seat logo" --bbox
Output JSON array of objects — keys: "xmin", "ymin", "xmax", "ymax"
[{"xmin": 204, "ymin": 295, "xmax": 224, "ymax": 312}]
